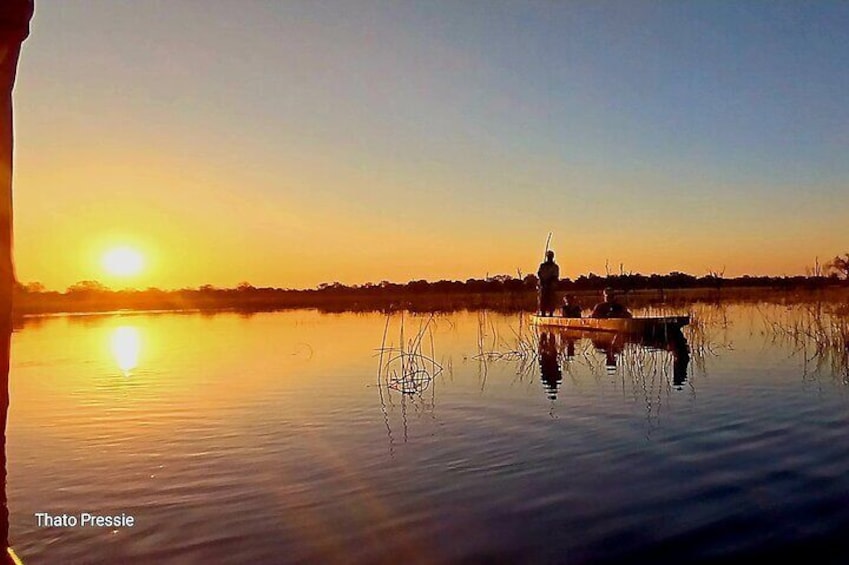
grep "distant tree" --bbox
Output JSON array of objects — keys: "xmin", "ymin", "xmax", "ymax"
[
  {"xmin": 806, "ymin": 256, "xmax": 824, "ymax": 278},
  {"xmin": 23, "ymin": 281, "xmax": 45, "ymax": 293},
  {"xmin": 408, "ymin": 279, "xmax": 430, "ymax": 293},
  {"xmin": 317, "ymin": 282, "xmax": 345, "ymax": 292},
  {"xmin": 488, "ymin": 274, "xmax": 511, "ymax": 284},
  {"xmin": 668, "ymin": 272, "xmax": 697, "ymax": 289},
  {"xmin": 67, "ymin": 280, "xmax": 108, "ymax": 293},
  {"xmin": 501, "ymin": 275, "xmax": 524, "ymax": 292},
  {"xmin": 706, "ymin": 266, "xmax": 726, "ymax": 295},
  {"xmin": 826, "ymin": 253, "xmax": 849, "ymax": 279},
  {"xmin": 237, "ymin": 281, "xmax": 255, "ymax": 292}
]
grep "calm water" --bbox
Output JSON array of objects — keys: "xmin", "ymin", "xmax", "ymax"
[{"xmin": 6, "ymin": 304, "xmax": 849, "ymax": 564}]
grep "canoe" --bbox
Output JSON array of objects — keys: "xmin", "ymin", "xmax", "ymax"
[{"xmin": 529, "ymin": 314, "xmax": 689, "ymax": 335}]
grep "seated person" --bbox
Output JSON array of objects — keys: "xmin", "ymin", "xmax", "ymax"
[
  {"xmin": 561, "ymin": 294, "xmax": 582, "ymax": 318},
  {"xmin": 589, "ymin": 287, "xmax": 632, "ymax": 319}
]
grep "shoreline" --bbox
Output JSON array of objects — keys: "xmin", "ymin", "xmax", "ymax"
[{"xmin": 12, "ymin": 285, "xmax": 849, "ymax": 319}]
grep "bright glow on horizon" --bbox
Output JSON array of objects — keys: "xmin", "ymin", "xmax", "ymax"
[{"xmin": 102, "ymin": 247, "xmax": 144, "ymax": 278}]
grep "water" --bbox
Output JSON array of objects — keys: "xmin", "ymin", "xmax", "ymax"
[{"xmin": 6, "ymin": 304, "xmax": 849, "ymax": 564}]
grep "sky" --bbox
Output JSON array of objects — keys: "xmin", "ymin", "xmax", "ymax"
[{"xmin": 11, "ymin": 1, "xmax": 849, "ymax": 290}]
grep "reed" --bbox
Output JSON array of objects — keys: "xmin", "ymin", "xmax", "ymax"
[
  {"xmin": 472, "ymin": 310, "xmax": 540, "ymax": 364},
  {"xmin": 376, "ymin": 312, "xmax": 444, "ymax": 395},
  {"xmin": 759, "ymin": 302, "xmax": 849, "ymax": 380},
  {"xmin": 617, "ymin": 342, "xmax": 684, "ymax": 432}
]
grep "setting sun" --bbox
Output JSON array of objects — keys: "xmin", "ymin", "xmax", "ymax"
[{"xmin": 102, "ymin": 247, "xmax": 144, "ymax": 277}]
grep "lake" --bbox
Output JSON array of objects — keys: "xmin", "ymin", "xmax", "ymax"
[{"xmin": 5, "ymin": 303, "xmax": 849, "ymax": 564}]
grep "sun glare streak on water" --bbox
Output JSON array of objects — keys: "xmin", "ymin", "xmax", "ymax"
[{"xmin": 111, "ymin": 326, "xmax": 140, "ymax": 376}]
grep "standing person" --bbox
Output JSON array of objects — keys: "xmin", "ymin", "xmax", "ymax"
[
  {"xmin": 0, "ymin": 0, "xmax": 33, "ymax": 318},
  {"xmin": 537, "ymin": 250, "xmax": 560, "ymax": 316}
]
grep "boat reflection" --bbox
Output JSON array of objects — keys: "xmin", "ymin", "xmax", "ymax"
[{"xmin": 537, "ymin": 327, "xmax": 691, "ymax": 397}]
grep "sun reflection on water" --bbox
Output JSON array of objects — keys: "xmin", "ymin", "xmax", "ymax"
[{"xmin": 111, "ymin": 326, "xmax": 141, "ymax": 376}]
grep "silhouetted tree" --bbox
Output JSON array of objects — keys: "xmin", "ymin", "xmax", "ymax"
[
  {"xmin": 22, "ymin": 281, "xmax": 43, "ymax": 293},
  {"xmin": 67, "ymin": 280, "xmax": 108, "ymax": 294},
  {"xmin": 827, "ymin": 254, "xmax": 849, "ymax": 280}
]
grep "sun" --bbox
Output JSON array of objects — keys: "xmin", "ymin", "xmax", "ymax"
[{"xmin": 102, "ymin": 247, "xmax": 144, "ymax": 277}]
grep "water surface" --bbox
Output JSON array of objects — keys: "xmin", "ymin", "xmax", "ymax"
[{"xmin": 7, "ymin": 305, "xmax": 849, "ymax": 563}]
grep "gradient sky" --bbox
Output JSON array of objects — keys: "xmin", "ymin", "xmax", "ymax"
[{"xmin": 12, "ymin": 1, "xmax": 849, "ymax": 290}]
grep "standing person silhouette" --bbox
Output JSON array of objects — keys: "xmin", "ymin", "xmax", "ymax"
[{"xmin": 537, "ymin": 250, "xmax": 560, "ymax": 316}]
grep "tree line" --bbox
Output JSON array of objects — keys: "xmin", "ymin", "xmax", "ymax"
[
  {"xmin": 6, "ymin": 253, "xmax": 845, "ymax": 315},
  {"xmin": 16, "ymin": 268, "xmax": 849, "ymax": 300}
]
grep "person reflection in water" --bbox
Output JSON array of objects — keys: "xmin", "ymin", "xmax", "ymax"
[
  {"xmin": 668, "ymin": 330, "xmax": 691, "ymax": 389},
  {"xmin": 589, "ymin": 335, "xmax": 624, "ymax": 370},
  {"xmin": 563, "ymin": 336, "xmax": 576, "ymax": 359},
  {"xmin": 538, "ymin": 332, "xmax": 562, "ymax": 399}
]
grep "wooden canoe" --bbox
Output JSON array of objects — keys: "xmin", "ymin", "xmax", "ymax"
[{"xmin": 529, "ymin": 314, "xmax": 690, "ymax": 334}]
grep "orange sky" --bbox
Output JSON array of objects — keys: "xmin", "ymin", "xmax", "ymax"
[{"xmin": 10, "ymin": 4, "xmax": 848, "ymax": 291}]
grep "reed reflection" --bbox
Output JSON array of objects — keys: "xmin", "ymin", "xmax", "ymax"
[
  {"xmin": 757, "ymin": 302, "xmax": 849, "ymax": 384},
  {"xmin": 376, "ymin": 314, "xmax": 442, "ymax": 452},
  {"xmin": 111, "ymin": 326, "xmax": 141, "ymax": 376}
]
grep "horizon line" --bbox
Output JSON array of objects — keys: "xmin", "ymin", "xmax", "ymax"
[{"xmin": 18, "ymin": 269, "xmax": 846, "ymax": 294}]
